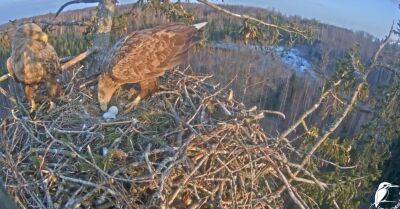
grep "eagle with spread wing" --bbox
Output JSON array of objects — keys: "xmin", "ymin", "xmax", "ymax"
[
  {"xmin": 98, "ymin": 22, "xmax": 207, "ymax": 111},
  {"xmin": 7, "ymin": 23, "xmax": 61, "ymax": 112}
]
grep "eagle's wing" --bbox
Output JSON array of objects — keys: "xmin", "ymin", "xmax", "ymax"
[
  {"xmin": 107, "ymin": 23, "xmax": 198, "ymax": 83},
  {"xmin": 36, "ymin": 43, "xmax": 61, "ymax": 76},
  {"xmin": 11, "ymin": 41, "xmax": 60, "ymax": 84}
]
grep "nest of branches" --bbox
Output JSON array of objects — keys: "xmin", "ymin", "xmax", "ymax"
[{"xmin": 0, "ymin": 67, "xmax": 323, "ymax": 209}]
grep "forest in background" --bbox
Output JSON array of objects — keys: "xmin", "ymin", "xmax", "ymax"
[{"xmin": 0, "ymin": 1, "xmax": 399, "ymax": 208}]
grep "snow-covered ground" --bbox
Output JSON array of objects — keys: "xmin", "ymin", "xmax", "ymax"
[
  {"xmin": 211, "ymin": 43, "xmax": 316, "ymax": 78},
  {"xmin": 274, "ymin": 46, "xmax": 312, "ymax": 74}
]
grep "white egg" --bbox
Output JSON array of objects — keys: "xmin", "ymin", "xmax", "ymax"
[
  {"xmin": 102, "ymin": 112, "xmax": 116, "ymax": 120},
  {"xmin": 108, "ymin": 106, "xmax": 119, "ymax": 115}
]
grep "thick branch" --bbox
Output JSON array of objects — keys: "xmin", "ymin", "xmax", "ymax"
[
  {"xmin": 54, "ymin": 0, "xmax": 116, "ymax": 77},
  {"xmin": 34, "ymin": 20, "xmax": 91, "ymax": 27},
  {"xmin": 55, "ymin": 0, "xmax": 102, "ymax": 17},
  {"xmin": 371, "ymin": 23, "xmax": 394, "ymax": 65},
  {"xmin": 61, "ymin": 48, "xmax": 97, "ymax": 71},
  {"xmin": 87, "ymin": 0, "xmax": 116, "ymax": 77}
]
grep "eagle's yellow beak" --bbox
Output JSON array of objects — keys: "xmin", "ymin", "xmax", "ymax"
[
  {"xmin": 39, "ymin": 32, "xmax": 48, "ymax": 43},
  {"xmin": 100, "ymin": 103, "xmax": 108, "ymax": 112},
  {"xmin": 32, "ymin": 32, "xmax": 48, "ymax": 43}
]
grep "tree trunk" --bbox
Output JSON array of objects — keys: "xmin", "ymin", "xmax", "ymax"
[{"xmin": 87, "ymin": 0, "xmax": 116, "ymax": 77}]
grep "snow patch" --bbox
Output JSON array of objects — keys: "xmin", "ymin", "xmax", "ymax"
[
  {"xmin": 211, "ymin": 43, "xmax": 316, "ymax": 78},
  {"xmin": 274, "ymin": 47, "xmax": 314, "ymax": 76},
  {"xmin": 193, "ymin": 22, "xmax": 208, "ymax": 30}
]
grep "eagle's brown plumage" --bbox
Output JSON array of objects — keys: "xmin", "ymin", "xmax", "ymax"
[
  {"xmin": 98, "ymin": 23, "xmax": 206, "ymax": 111},
  {"xmin": 7, "ymin": 23, "xmax": 61, "ymax": 112}
]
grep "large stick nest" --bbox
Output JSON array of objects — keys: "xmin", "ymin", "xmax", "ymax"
[{"xmin": 1, "ymin": 67, "xmax": 291, "ymax": 209}]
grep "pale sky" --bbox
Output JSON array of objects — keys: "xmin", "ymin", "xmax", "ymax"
[
  {"xmin": 223, "ymin": 0, "xmax": 399, "ymax": 39},
  {"xmin": 0, "ymin": 0, "xmax": 398, "ymax": 39}
]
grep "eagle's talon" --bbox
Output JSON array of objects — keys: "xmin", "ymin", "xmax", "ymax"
[
  {"xmin": 124, "ymin": 103, "xmax": 135, "ymax": 113},
  {"xmin": 29, "ymin": 102, "xmax": 37, "ymax": 113},
  {"xmin": 124, "ymin": 96, "xmax": 142, "ymax": 113},
  {"xmin": 158, "ymin": 85, "xmax": 168, "ymax": 91},
  {"xmin": 127, "ymin": 88, "xmax": 139, "ymax": 100}
]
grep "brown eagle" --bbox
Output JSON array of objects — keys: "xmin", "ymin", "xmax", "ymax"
[
  {"xmin": 7, "ymin": 23, "xmax": 61, "ymax": 112},
  {"xmin": 98, "ymin": 22, "xmax": 207, "ymax": 111}
]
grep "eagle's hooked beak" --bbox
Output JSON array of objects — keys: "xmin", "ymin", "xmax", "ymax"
[
  {"xmin": 100, "ymin": 103, "xmax": 108, "ymax": 112},
  {"xmin": 98, "ymin": 74, "xmax": 119, "ymax": 113},
  {"xmin": 38, "ymin": 32, "xmax": 49, "ymax": 43},
  {"xmin": 31, "ymin": 31, "xmax": 48, "ymax": 43}
]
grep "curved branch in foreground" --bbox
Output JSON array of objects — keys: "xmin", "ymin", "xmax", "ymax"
[
  {"xmin": 371, "ymin": 22, "xmax": 394, "ymax": 65},
  {"xmin": 55, "ymin": 0, "xmax": 102, "ymax": 17},
  {"xmin": 196, "ymin": 0, "xmax": 309, "ymax": 39}
]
